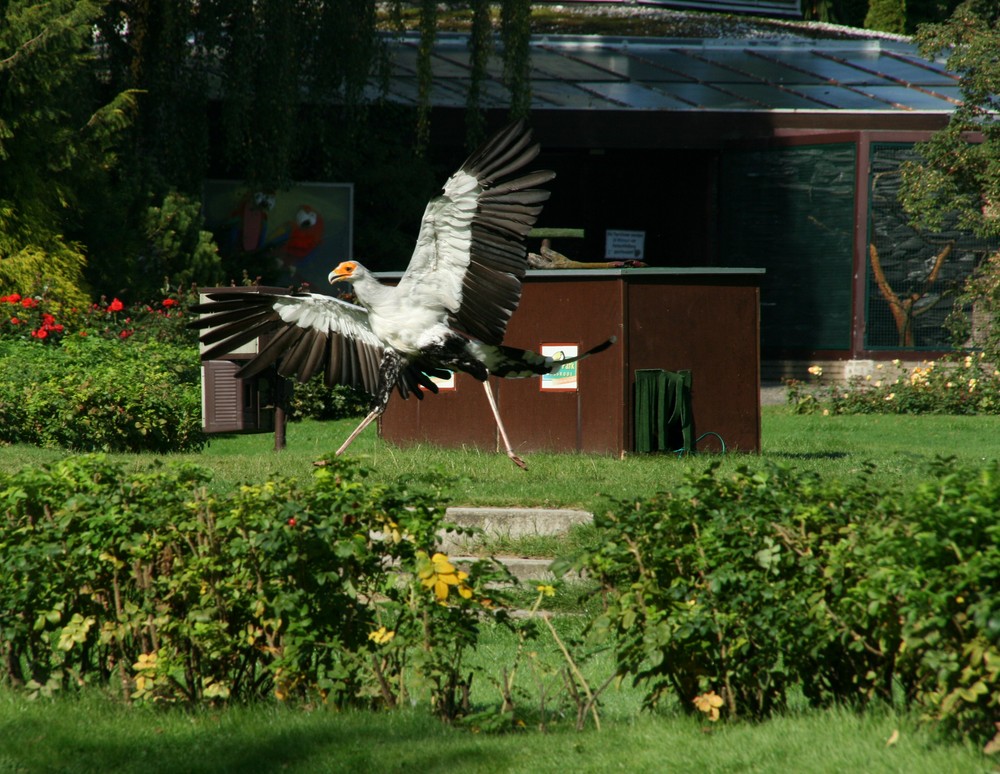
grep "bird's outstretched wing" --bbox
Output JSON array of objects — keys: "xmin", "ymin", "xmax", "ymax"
[
  {"xmin": 190, "ymin": 290, "xmax": 440, "ymax": 400},
  {"xmin": 398, "ymin": 120, "xmax": 555, "ymax": 346}
]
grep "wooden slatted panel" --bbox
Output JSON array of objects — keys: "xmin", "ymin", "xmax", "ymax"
[{"xmin": 203, "ymin": 360, "xmax": 244, "ymax": 433}]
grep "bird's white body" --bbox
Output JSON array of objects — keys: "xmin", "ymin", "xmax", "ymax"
[
  {"xmin": 346, "ymin": 266, "xmax": 454, "ymax": 355},
  {"xmin": 191, "ymin": 122, "xmax": 615, "ymax": 468}
]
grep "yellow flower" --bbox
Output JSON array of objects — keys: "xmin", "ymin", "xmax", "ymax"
[
  {"xmin": 133, "ymin": 652, "xmax": 157, "ymax": 672},
  {"xmin": 885, "ymin": 393, "xmax": 895, "ymax": 401},
  {"xmin": 892, "ymin": 359, "xmax": 901, "ymax": 367},
  {"xmin": 417, "ymin": 551, "xmax": 471, "ymax": 602},
  {"xmin": 693, "ymin": 691, "xmax": 725, "ymax": 721},
  {"xmin": 368, "ymin": 626, "xmax": 396, "ymax": 645},
  {"xmin": 807, "ymin": 365, "xmax": 823, "ymax": 377},
  {"xmin": 536, "ymin": 584, "xmax": 556, "ymax": 597}
]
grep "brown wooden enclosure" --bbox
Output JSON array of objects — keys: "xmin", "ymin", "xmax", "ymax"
[{"xmin": 380, "ymin": 269, "xmax": 763, "ymax": 456}]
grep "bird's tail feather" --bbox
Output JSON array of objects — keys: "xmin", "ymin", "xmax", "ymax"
[{"xmin": 490, "ymin": 336, "xmax": 617, "ymax": 379}]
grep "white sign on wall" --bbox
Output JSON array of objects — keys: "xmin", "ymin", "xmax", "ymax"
[
  {"xmin": 540, "ymin": 344, "xmax": 579, "ymax": 391},
  {"xmin": 605, "ymin": 229, "xmax": 645, "ymax": 260}
]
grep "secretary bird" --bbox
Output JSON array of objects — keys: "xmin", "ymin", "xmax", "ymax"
[{"xmin": 190, "ymin": 121, "xmax": 615, "ymax": 468}]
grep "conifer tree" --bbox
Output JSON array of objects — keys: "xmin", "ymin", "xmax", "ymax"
[{"xmin": 0, "ymin": 0, "xmax": 135, "ymax": 306}]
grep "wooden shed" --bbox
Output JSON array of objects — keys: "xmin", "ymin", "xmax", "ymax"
[{"xmin": 380, "ymin": 268, "xmax": 763, "ymax": 456}]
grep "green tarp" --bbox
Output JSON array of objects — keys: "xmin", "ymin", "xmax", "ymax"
[{"xmin": 635, "ymin": 369, "xmax": 693, "ymax": 454}]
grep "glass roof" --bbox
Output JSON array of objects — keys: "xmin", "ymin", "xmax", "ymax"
[{"xmin": 382, "ymin": 34, "xmax": 962, "ymax": 114}]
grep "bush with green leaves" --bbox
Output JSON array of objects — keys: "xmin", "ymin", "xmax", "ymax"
[
  {"xmin": 874, "ymin": 459, "xmax": 1000, "ymax": 741},
  {"xmin": 0, "ymin": 336, "xmax": 205, "ymax": 452},
  {"xmin": 569, "ymin": 459, "xmax": 998, "ymax": 743},
  {"xmin": 287, "ymin": 374, "xmax": 368, "ymax": 422},
  {"xmin": 0, "ymin": 455, "xmax": 512, "ymax": 714}
]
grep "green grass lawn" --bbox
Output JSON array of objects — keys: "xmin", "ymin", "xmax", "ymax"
[
  {"xmin": 0, "ymin": 680, "xmax": 991, "ymax": 774},
  {"xmin": 2, "ymin": 406, "xmax": 998, "ymax": 514},
  {"xmin": 1, "ymin": 407, "xmax": 997, "ymax": 772}
]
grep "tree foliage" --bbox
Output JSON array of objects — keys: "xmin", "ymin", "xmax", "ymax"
[
  {"xmin": 898, "ymin": 3, "xmax": 1000, "ymax": 359},
  {"xmin": 805, "ymin": 0, "xmax": 965, "ymax": 31},
  {"xmin": 1, "ymin": 1, "xmax": 539, "ymax": 302}
]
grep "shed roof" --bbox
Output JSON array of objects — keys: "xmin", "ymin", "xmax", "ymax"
[{"xmin": 377, "ymin": 33, "xmax": 960, "ymax": 115}]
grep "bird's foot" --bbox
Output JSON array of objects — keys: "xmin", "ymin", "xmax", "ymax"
[{"xmin": 508, "ymin": 451, "xmax": 528, "ymax": 470}]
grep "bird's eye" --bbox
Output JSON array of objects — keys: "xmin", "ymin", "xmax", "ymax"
[
  {"xmin": 254, "ymin": 192, "xmax": 275, "ymax": 210},
  {"xmin": 297, "ymin": 208, "xmax": 318, "ymax": 228}
]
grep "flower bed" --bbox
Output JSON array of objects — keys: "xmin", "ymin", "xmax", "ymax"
[{"xmin": 786, "ymin": 355, "xmax": 1000, "ymax": 415}]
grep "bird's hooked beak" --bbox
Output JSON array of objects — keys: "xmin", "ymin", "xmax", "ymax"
[{"xmin": 329, "ymin": 261, "xmax": 358, "ymax": 284}]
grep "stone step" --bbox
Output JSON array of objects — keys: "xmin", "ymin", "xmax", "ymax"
[
  {"xmin": 441, "ymin": 507, "xmax": 593, "ymax": 581},
  {"xmin": 440, "ymin": 506, "xmax": 591, "ymax": 551},
  {"xmin": 452, "ymin": 555, "xmax": 562, "ymax": 583}
]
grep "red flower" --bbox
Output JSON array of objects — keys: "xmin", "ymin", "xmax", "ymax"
[
  {"xmin": 21, "ymin": 297, "xmax": 38, "ymax": 309},
  {"xmin": 119, "ymin": 329, "xmax": 133, "ymax": 339},
  {"xmin": 287, "ymin": 518, "xmax": 297, "ymax": 527},
  {"xmin": 10, "ymin": 317, "xmax": 20, "ymax": 325},
  {"xmin": 162, "ymin": 298, "xmax": 179, "ymax": 308},
  {"xmin": 1, "ymin": 293, "xmax": 21, "ymax": 304},
  {"xmin": 31, "ymin": 328, "xmax": 48, "ymax": 339},
  {"xmin": 107, "ymin": 298, "xmax": 124, "ymax": 313}
]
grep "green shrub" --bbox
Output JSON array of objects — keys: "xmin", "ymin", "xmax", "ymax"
[
  {"xmin": 570, "ymin": 459, "xmax": 999, "ymax": 743},
  {"xmin": 287, "ymin": 374, "xmax": 368, "ymax": 421},
  {"xmin": 0, "ymin": 337, "xmax": 205, "ymax": 452},
  {"xmin": 872, "ymin": 459, "xmax": 1000, "ymax": 740},
  {"xmin": 572, "ymin": 463, "xmax": 895, "ymax": 720},
  {"xmin": 0, "ymin": 456, "xmax": 509, "ymax": 713}
]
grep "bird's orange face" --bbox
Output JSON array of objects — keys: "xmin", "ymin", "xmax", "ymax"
[{"xmin": 329, "ymin": 261, "xmax": 358, "ymax": 284}]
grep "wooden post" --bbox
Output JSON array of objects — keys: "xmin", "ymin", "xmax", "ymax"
[{"xmin": 273, "ymin": 374, "xmax": 287, "ymax": 451}]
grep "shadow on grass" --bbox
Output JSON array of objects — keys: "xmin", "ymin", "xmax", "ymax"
[{"xmin": 2, "ymin": 705, "xmax": 517, "ymax": 774}]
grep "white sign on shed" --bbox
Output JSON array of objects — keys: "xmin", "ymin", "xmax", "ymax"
[{"xmin": 605, "ymin": 229, "xmax": 645, "ymax": 260}]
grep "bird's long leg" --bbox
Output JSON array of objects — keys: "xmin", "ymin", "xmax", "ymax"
[
  {"xmin": 334, "ymin": 350, "xmax": 402, "ymax": 458},
  {"xmin": 481, "ymin": 378, "xmax": 527, "ymax": 470},
  {"xmin": 335, "ymin": 409, "xmax": 381, "ymax": 457}
]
